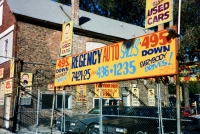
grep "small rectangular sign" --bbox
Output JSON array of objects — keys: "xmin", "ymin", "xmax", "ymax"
[
  {"xmin": 148, "ymin": 89, "xmax": 155, "ymax": 106},
  {"xmin": 10, "ymin": 58, "xmax": 15, "ymax": 78},
  {"xmin": 132, "ymin": 88, "xmax": 140, "ymax": 106},
  {"xmin": 95, "ymin": 83, "xmax": 119, "ymax": 98},
  {"xmin": 76, "ymin": 85, "xmax": 87, "ymax": 102},
  {"xmin": 0, "ymin": 81, "xmax": 5, "ymax": 95},
  {"xmin": 145, "ymin": 0, "xmax": 173, "ymax": 28},
  {"xmin": 20, "ymin": 72, "xmax": 33, "ymax": 98},
  {"xmin": 60, "ymin": 21, "xmax": 74, "ymax": 57},
  {"xmin": 0, "ymin": 68, "xmax": 4, "ymax": 78},
  {"xmin": 5, "ymin": 79, "xmax": 13, "ymax": 94},
  {"xmin": 0, "ymin": 95, "xmax": 4, "ymax": 105}
]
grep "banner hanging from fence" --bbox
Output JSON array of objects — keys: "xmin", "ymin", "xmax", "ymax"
[
  {"xmin": 145, "ymin": 0, "xmax": 173, "ymax": 28},
  {"xmin": 132, "ymin": 88, "xmax": 140, "ymax": 106},
  {"xmin": 20, "ymin": 72, "xmax": 33, "ymax": 98},
  {"xmin": 148, "ymin": 89, "xmax": 155, "ymax": 106},
  {"xmin": 60, "ymin": 21, "xmax": 74, "ymax": 57},
  {"xmin": 95, "ymin": 83, "xmax": 119, "ymax": 98},
  {"xmin": 54, "ymin": 28, "xmax": 177, "ymax": 86}
]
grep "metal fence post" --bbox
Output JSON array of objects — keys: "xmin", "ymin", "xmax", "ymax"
[
  {"xmin": 50, "ymin": 87, "xmax": 56, "ymax": 134},
  {"xmin": 36, "ymin": 89, "xmax": 40, "ymax": 134},
  {"xmin": 99, "ymin": 83, "xmax": 103, "ymax": 134}
]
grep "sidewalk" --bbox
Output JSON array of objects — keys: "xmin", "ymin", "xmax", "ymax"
[
  {"xmin": 0, "ymin": 128, "xmax": 12, "ymax": 134},
  {"xmin": 0, "ymin": 126, "xmax": 61, "ymax": 134}
]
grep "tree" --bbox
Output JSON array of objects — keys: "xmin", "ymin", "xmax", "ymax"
[{"xmin": 55, "ymin": 0, "xmax": 146, "ymax": 27}]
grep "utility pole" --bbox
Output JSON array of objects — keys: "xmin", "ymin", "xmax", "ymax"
[
  {"xmin": 176, "ymin": 0, "xmax": 182, "ymax": 133},
  {"xmin": 12, "ymin": 59, "xmax": 23, "ymax": 133}
]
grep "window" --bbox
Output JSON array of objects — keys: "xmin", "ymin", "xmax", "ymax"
[
  {"xmin": 93, "ymin": 98, "xmax": 120, "ymax": 108},
  {"xmin": 42, "ymin": 94, "xmax": 53, "ymax": 109},
  {"xmin": 41, "ymin": 93, "xmax": 72, "ymax": 109}
]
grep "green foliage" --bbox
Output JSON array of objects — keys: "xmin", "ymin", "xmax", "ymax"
[
  {"xmin": 188, "ymin": 81, "xmax": 200, "ymax": 94},
  {"xmin": 175, "ymin": 1, "xmax": 200, "ymax": 61},
  {"xmin": 55, "ymin": 0, "xmax": 146, "ymax": 27}
]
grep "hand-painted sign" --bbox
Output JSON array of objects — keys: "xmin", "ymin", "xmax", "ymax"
[
  {"xmin": 0, "ymin": 68, "xmax": 4, "ymax": 78},
  {"xmin": 0, "ymin": 95, "xmax": 4, "ymax": 105},
  {"xmin": 132, "ymin": 88, "xmax": 140, "ymax": 106},
  {"xmin": 5, "ymin": 79, "xmax": 13, "ymax": 94},
  {"xmin": 76, "ymin": 85, "xmax": 87, "ymax": 102},
  {"xmin": 10, "ymin": 58, "xmax": 15, "ymax": 78},
  {"xmin": 54, "ymin": 28, "xmax": 177, "ymax": 86},
  {"xmin": 148, "ymin": 89, "xmax": 155, "ymax": 106},
  {"xmin": 54, "ymin": 56, "xmax": 71, "ymax": 86},
  {"xmin": 0, "ymin": 81, "xmax": 5, "ymax": 95},
  {"xmin": 145, "ymin": 0, "xmax": 173, "ymax": 28},
  {"xmin": 60, "ymin": 21, "xmax": 74, "ymax": 57},
  {"xmin": 20, "ymin": 72, "xmax": 33, "ymax": 98},
  {"xmin": 47, "ymin": 83, "xmax": 64, "ymax": 91},
  {"xmin": 95, "ymin": 83, "xmax": 119, "ymax": 98}
]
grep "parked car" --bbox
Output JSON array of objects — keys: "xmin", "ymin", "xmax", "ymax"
[
  {"xmin": 91, "ymin": 107, "xmax": 199, "ymax": 134},
  {"xmin": 55, "ymin": 105, "xmax": 134, "ymax": 134},
  {"xmin": 181, "ymin": 107, "xmax": 200, "ymax": 117}
]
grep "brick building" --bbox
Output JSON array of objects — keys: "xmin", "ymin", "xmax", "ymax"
[{"xmin": 0, "ymin": 0, "xmax": 169, "ymax": 131}]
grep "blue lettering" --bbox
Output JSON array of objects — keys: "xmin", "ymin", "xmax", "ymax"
[
  {"xmin": 120, "ymin": 38, "xmax": 140, "ymax": 59},
  {"xmin": 144, "ymin": 59, "xmax": 168, "ymax": 72},
  {"xmin": 79, "ymin": 54, "xmax": 83, "ymax": 67},
  {"xmin": 97, "ymin": 49, "xmax": 102, "ymax": 64},
  {"xmin": 72, "ymin": 56, "xmax": 78, "ymax": 69},
  {"xmin": 142, "ymin": 45, "xmax": 170, "ymax": 56},
  {"xmin": 57, "ymin": 76, "xmax": 67, "ymax": 82},
  {"xmin": 87, "ymin": 52, "xmax": 93, "ymax": 66},
  {"xmin": 92, "ymin": 51, "xmax": 97, "ymax": 65},
  {"xmin": 56, "ymin": 67, "xmax": 68, "ymax": 73}
]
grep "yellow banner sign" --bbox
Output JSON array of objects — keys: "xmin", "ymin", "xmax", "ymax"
[
  {"xmin": 95, "ymin": 83, "xmax": 119, "ymax": 98},
  {"xmin": 10, "ymin": 58, "xmax": 15, "ymax": 78},
  {"xmin": 54, "ymin": 28, "xmax": 177, "ymax": 86},
  {"xmin": 60, "ymin": 21, "xmax": 74, "ymax": 57},
  {"xmin": 145, "ymin": 0, "xmax": 173, "ymax": 28},
  {"xmin": 76, "ymin": 85, "xmax": 87, "ymax": 102}
]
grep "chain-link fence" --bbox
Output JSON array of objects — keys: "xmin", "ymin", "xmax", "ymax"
[{"xmin": 54, "ymin": 105, "xmax": 200, "ymax": 134}]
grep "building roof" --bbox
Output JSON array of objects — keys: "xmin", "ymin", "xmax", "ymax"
[{"xmin": 7, "ymin": 0, "xmax": 150, "ymax": 40}]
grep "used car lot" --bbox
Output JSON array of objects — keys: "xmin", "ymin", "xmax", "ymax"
[
  {"xmin": 55, "ymin": 106, "xmax": 133, "ymax": 134},
  {"xmin": 91, "ymin": 107, "xmax": 200, "ymax": 134}
]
